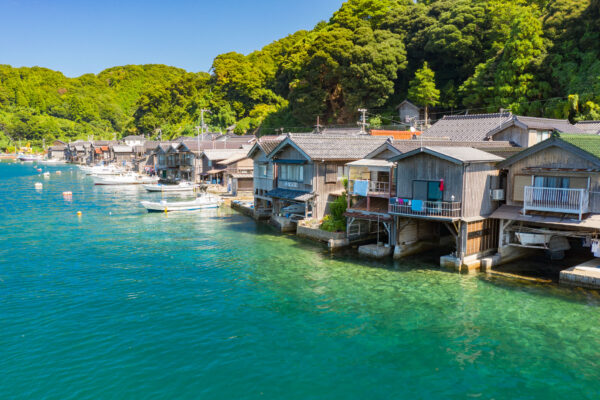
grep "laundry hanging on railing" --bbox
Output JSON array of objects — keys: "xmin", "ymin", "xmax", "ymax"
[
  {"xmin": 591, "ymin": 239, "xmax": 600, "ymax": 257},
  {"xmin": 353, "ymin": 180, "xmax": 369, "ymax": 196},
  {"xmin": 439, "ymin": 179, "xmax": 444, "ymax": 191}
]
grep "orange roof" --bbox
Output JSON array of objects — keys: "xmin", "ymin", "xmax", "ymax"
[
  {"xmin": 94, "ymin": 148, "xmax": 102, "ymax": 154},
  {"xmin": 101, "ymin": 146, "xmax": 109, "ymax": 151},
  {"xmin": 371, "ymin": 130, "xmax": 422, "ymax": 140}
]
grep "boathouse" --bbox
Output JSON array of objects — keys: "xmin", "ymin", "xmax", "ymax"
[
  {"xmin": 265, "ymin": 134, "xmax": 388, "ymax": 230},
  {"xmin": 491, "ymin": 134, "xmax": 600, "ymax": 272},
  {"xmin": 388, "ymin": 146, "xmax": 504, "ymax": 271},
  {"xmin": 247, "ymin": 137, "xmax": 284, "ymax": 219}
]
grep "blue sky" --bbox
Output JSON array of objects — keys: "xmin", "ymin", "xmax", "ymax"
[{"xmin": 0, "ymin": 0, "xmax": 344, "ymax": 77}]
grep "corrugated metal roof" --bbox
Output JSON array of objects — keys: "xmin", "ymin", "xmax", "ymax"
[
  {"xmin": 346, "ymin": 159, "xmax": 394, "ymax": 168},
  {"xmin": 391, "ymin": 146, "xmax": 504, "ymax": 164},
  {"xmin": 425, "ymin": 146, "xmax": 504, "ymax": 162},
  {"xmin": 265, "ymin": 188, "xmax": 315, "ymax": 201}
]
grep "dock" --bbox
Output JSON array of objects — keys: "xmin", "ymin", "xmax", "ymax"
[{"xmin": 560, "ymin": 259, "xmax": 600, "ymax": 289}]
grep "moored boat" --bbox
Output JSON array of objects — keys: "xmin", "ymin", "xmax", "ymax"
[
  {"xmin": 94, "ymin": 172, "xmax": 158, "ymax": 185},
  {"xmin": 143, "ymin": 181, "xmax": 198, "ymax": 192},
  {"xmin": 140, "ymin": 194, "xmax": 222, "ymax": 212}
]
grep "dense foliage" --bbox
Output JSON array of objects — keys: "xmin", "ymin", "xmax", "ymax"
[{"xmin": 2, "ymin": 0, "xmax": 600, "ymax": 148}]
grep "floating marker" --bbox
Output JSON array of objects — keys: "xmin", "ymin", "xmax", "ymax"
[
  {"xmin": 56, "ymin": 171, "xmax": 62, "ymax": 175},
  {"xmin": 77, "ymin": 211, "xmax": 82, "ymax": 216},
  {"xmin": 34, "ymin": 182, "xmax": 43, "ymax": 190}
]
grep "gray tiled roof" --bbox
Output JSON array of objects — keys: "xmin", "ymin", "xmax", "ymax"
[
  {"xmin": 423, "ymin": 112, "xmax": 585, "ymax": 141},
  {"xmin": 575, "ymin": 121, "xmax": 600, "ymax": 135},
  {"xmin": 286, "ymin": 134, "xmax": 388, "ymax": 160},
  {"xmin": 515, "ymin": 116, "xmax": 585, "ymax": 133},
  {"xmin": 423, "ymin": 113, "xmax": 514, "ymax": 141},
  {"xmin": 203, "ymin": 149, "xmax": 248, "ymax": 161},
  {"xmin": 389, "ymin": 138, "xmax": 521, "ymax": 158},
  {"xmin": 182, "ymin": 140, "xmax": 244, "ymax": 152}
]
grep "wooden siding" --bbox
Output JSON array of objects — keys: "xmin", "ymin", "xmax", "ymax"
[
  {"xmin": 493, "ymin": 126, "xmax": 530, "ymax": 147},
  {"xmin": 463, "ymin": 162, "xmax": 500, "ymax": 217},
  {"xmin": 395, "ymin": 153, "xmax": 463, "ymax": 203},
  {"xmin": 505, "ymin": 145, "xmax": 600, "ymax": 212},
  {"xmin": 313, "ymin": 161, "xmax": 346, "ymax": 219},
  {"xmin": 465, "ymin": 219, "xmax": 498, "ymax": 256},
  {"xmin": 276, "ymin": 145, "xmax": 308, "ymax": 161}
]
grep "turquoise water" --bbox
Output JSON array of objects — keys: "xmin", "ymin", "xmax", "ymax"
[{"xmin": 1, "ymin": 161, "xmax": 600, "ymax": 399}]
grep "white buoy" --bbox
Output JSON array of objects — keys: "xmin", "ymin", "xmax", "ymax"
[
  {"xmin": 35, "ymin": 182, "xmax": 43, "ymax": 190},
  {"xmin": 56, "ymin": 171, "xmax": 62, "ymax": 175},
  {"xmin": 43, "ymin": 172, "xmax": 50, "ymax": 178}
]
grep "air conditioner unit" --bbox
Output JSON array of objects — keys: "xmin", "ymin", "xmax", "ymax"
[{"xmin": 491, "ymin": 189, "xmax": 505, "ymax": 201}]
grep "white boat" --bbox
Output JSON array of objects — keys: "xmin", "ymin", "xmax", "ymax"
[
  {"xmin": 17, "ymin": 153, "xmax": 41, "ymax": 162},
  {"xmin": 40, "ymin": 158, "xmax": 65, "ymax": 164},
  {"xmin": 94, "ymin": 172, "xmax": 159, "ymax": 185},
  {"xmin": 83, "ymin": 164, "xmax": 124, "ymax": 176},
  {"xmin": 143, "ymin": 181, "xmax": 198, "ymax": 192},
  {"xmin": 140, "ymin": 194, "xmax": 222, "ymax": 212}
]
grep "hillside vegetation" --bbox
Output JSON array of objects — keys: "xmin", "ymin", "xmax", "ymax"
[{"xmin": 1, "ymin": 0, "xmax": 599, "ymax": 148}]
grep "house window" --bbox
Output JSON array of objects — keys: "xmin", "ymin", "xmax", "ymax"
[
  {"xmin": 280, "ymin": 164, "xmax": 303, "ymax": 182},
  {"xmin": 208, "ymin": 160, "xmax": 212, "ymax": 167},
  {"xmin": 413, "ymin": 180, "xmax": 443, "ymax": 202},
  {"xmin": 534, "ymin": 176, "xmax": 570, "ymax": 189},
  {"xmin": 258, "ymin": 164, "xmax": 267, "ymax": 177},
  {"xmin": 536, "ymin": 130, "xmax": 551, "ymax": 144},
  {"xmin": 158, "ymin": 154, "xmax": 165, "ymax": 165}
]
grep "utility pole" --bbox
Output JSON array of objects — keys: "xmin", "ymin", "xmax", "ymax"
[
  {"xmin": 357, "ymin": 108, "xmax": 368, "ymax": 134},
  {"xmin": 314, "ymin": 116, "xmax": 323, "ymax": 134}
]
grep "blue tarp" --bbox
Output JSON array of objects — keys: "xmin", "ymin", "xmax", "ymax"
[{"xmin": 353, "ymin": 180, "xmax": 369, "ymax": 196}]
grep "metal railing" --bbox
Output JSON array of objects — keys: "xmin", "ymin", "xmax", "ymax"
[
  {"xmin": 523, "ymin": 186, "xmax": 589, "ymax": 220},
  {"xmin": 389, "ymin": 199, "xmax": 461, "ymax": 219},
  {"xmin": 349, "ymin": 180, "xmax": 393, "ymax": 196}
]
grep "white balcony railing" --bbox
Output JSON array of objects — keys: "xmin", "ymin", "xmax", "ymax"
[
  {"xmin": 349, "ymin": 180, "xmax": 393, "ymax": 196},
  {"xmin": 389, "ymin": 199, "xmax": 461, "ymax": 219},
  {"xmin": 523, "ymin": 186, "xmax": 589, "ymax": 220}
]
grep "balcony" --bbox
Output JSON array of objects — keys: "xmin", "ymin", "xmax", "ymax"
[
  {"xmin": 389, "ymin": 198, "xmax": 461, "ymax": 220},
  {"xmin": 349, "ymin": 180, "xmax": 395, "ymax": 197},
  {"xmin": 523, "ymin": 186, "xmax": 589, "ymax": 220}
]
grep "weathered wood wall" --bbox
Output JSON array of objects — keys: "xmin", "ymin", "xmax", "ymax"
[
  {"xmin": 463, "ymin": 163, "xmax": 500, "ymax": 217},
  {"xmin": 505, "ymin": 146, "xmax": 600, "ymax": 211},
  {"xmin": 395, "ymin": 153, "xmax": 463, "ymax": 202}
]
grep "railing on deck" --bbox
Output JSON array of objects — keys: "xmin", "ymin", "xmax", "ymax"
[
  {"xmin": 349, "ymin": 180, "xmax": 393, "ymax": 197},
  {"xmin": 523, "ymin": 186, "xmax": 588, "ymax": 220},
  {"xmin": 389, "ymin": 198, "xmax": 461, "ymax": 219}
]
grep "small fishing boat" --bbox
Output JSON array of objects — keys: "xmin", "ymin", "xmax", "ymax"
[
  {"xmin": 143, "ymin": 181, "xmax": 198, "ymax": 192},
  {"xmin": 140, "ymin": 194, "xmax": 222, "ymax": 212},
  {"xmin": 94, "ymin": 172, "xmax": 158, "ymax": 185},
  {"xmin": 83, "ymin": 164, "xmax": 124, "ymax": 176},
  {"xmin": 17, "ymin": 153, "xmax": 41, "ymax": 162}
]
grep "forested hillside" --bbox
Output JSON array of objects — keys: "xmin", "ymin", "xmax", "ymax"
[{"xmin": 1, "ymin": 0, "xmax": 599, "ymax": 149}]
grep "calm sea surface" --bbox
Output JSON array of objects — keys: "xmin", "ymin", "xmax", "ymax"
[{"xmin": 1, "ymin": 161, "xmax": 600, "ymax": 399}]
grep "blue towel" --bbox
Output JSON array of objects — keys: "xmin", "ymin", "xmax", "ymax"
[
  {"xmin": 353, "ymin": 180, "xmax": 369, "ymax": 196},
  {"xmin": 411, "ymin": 199, "xmax": 424, "ymax": 212}
]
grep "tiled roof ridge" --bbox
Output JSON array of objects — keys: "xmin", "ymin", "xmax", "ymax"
[{"xmin": 442, "ymin": 112, "xmax": 512, "ymax": 120}]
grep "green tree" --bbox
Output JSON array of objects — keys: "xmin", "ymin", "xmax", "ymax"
[{"xmin": 408, "ymin": 62, "xmax": 439, "ymax": 126}]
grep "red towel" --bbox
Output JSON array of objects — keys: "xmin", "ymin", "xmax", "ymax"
[{"xmin": 439, "ymin": 179, "xmax": 444, "ymax": 191}]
